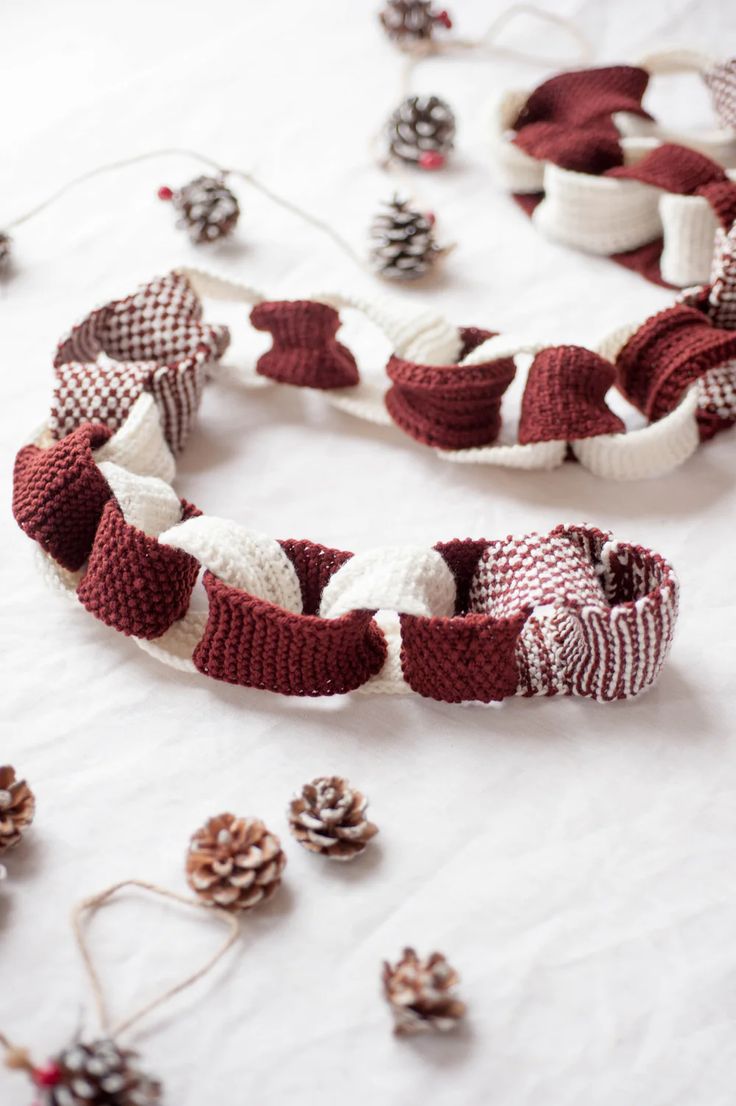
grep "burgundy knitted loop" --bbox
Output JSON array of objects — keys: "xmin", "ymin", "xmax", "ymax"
[
  {"xmin": 250, "ymin": 300, "xmax": 360, "ymax": 389},
  {"xmin": 385, "ymin": 353, "xmax": 516, "ymax": 450},
  {"xmin": 399, "ymin": 609, "xmax": 528, "ymax": 703},
  {"xmin": 513, "ymin": 65, "xmax": 651, "ymax": 131},
  {"xmin": 606, "ymin": 142, "xmax": 728, "ymax": 194},
  {"xmin": 518, "ymin": 346, "xmax": 625, "ymax": 444},
  {"xmin": 514, "ymin": 121, "xmax": 625, "ymax": 174},
  {"xmin": 279, "ymin": 539, "xmax": 353, "ymax": 615},
  {"xmin": 12, "ymin": 424, "xmax": 113, "ymax": 571},
  {"xmin": 193, "ymin": 572, "xmax": 387, "ymax": 696},
  {"xmin": 458, "ymin": 326, "xmax": 495, "ymax": 359},
  {"xmin": 512, "ymin": 65, "xmax": 650, "ymax": 173},
  {"xmin": 77, "ymin": 499, "xmax": 199, "ymax": 639},
  {"xmin": 434, "ymin": 538, "xmax": 491, "ymax": 614},
  {"xmin": 616, "ymin": 305, "xmax": 736, "ymax": 425},
  {"xmin": 695, "ymin": 180, "xmax": 736, "ymax": 230}
]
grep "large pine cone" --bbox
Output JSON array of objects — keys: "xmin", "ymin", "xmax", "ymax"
[
  {"xmin": 173, "ymin": 175, "xmax": 240, "ymax": 244},
  {"xmin": 288, "ymin": 776, "xmax": 378, "ymax": 861},
  {"xmin": 186, "ymin": 813, "xmax": 286, "ymax": 911},
  {"xmin": 379, "ymin": 1, "xmax": 451, "ymax": 50},
  {"xmin": 383, "ymin": 948, "xmax": 466, "ymax": 1035},
  {"xmin": 44, "ymin": 1038, "xmax": 161, "ymax": 1106},
  {"xmin": 387, "ymin": 95, "xmax": 455, "ymax": 167},
  {"xmin": 370, "ymin": 195, "xmax": 441, "ymax": 281},
  {"xmin": 0, "ymin": 766, "xmax": 35, "ymax": 852}
]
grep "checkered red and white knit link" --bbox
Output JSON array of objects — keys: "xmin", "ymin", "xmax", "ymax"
[
  {"xmin": 12, "ymin": 271, "xmax": 686, "ymax": 703},
  {"xmin": 492, "ymin": 52, "xmax": 736, "ymax": 289}
]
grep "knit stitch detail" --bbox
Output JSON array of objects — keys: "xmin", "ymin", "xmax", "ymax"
[
  {"xmin": 250, "ymin": 300, "xmax": 360, "ymax": 389},
  {"xmin": 193, "ymin": 572, "xmax": 387, "ymax": 696},
  {"xmin": 518, "ymin": 346, "xmax": 625, "ymax": 444},
  {"xmin": 616, "ymin": 304, "xmax": 736, "ymax": 427},
  {"xmin": 385, "ymin": 352, "xmax": 516, "ymax": 449},
  {"xmin": 77, "ymin": 499, "xmax": 199, "ymax": 639},
  {"xmin": 13, "ymin": 424, "xmax": 113, "ymax": 571}
]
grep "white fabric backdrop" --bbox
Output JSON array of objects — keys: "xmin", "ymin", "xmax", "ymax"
[{"xmin": 2, "ymin": 1, "xmax": 736, "ymax": 1103}]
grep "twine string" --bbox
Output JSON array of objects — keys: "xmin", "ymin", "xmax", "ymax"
[
  {"xmin": 71, "ymin": 879, "xmax": 241, "ymax": 1039},
  {"xmin": 2, "ymin": 148, "xmax": 365, "ymax": 270}
]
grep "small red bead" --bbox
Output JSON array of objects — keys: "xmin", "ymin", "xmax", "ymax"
[
  {"xmin": 419, "ymin": 150, "xmax": 446, "ymax": 171},
  {"xmin": 425, "ymin": 211, "xmax": 436, "ymax": 227},
  {"xmin": 157, "ymin": 185, "xmax": 174, "ymax": 201},
  {"xmin": 33, "ymin": 1063, "xmax": 63, "ymax": 1088},
  {"xmin": 435, "ymin": 9, "xmax": 452, "ymax": 28}
]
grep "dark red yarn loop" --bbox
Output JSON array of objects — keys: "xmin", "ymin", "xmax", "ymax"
[
  {"xmin": 250, "ymin": 300, "xmax": 360, "ymax": 389},
  {"xmin": 616, "ymin": 304, "xmax": 736, "ymax": 426},
  {"xmin": 77, "ymin": 499, "xmax": 199, "ymax": 640},
  {"xmin": 279, "ymin": 538, "xmax": 353, "ymax": 615},
  {"xmin": 512, "ymin": 65, "xmax": 650, "ymax": 173},
  {"xmin": 193, "ymin": 572, "xmax": 386, "ymax": 696},
  {"xmin": 399, "ymin": 609, "xmax": 528, "ymax": 703},
  {"xmin": 12, "ymin": 424, "xmax": 113, "ymax": 571},
  {"xmin": 519, "ymin": 346, "xmax": 625, "ymax": 445},
  {"xmin": 385, "ymin": 350, "xmax": 516, "ymax": 450}
]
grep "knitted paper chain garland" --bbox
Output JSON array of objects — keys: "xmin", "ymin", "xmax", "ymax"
[
  {"xmin": 493, "ymin": 51, "xmax": 736, "ymax": 288},
  {"xmin": 13, "ymin": 271, "xmax": 679, "ymax": 704}
]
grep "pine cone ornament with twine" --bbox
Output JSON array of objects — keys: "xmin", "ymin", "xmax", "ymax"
[
  {"xmin": 288, "ymin": 776, "xmax": 378, "ymax": 861},
  {"xmin": 383, "ymin": 948, "xmax": 466, "ymax": 1035},
  {"xmin": 379, "ymin": 1, "xmax": 452, "ymax": 51},
  {"xmin": 160, "ymin": 175, "xmax": 240, "ymax": 244},
  {"xmin": 30, "ymin": 1039, "xmax": 161, "ymax": 1106},
  {"xmin": 387, "ymin": 95, "xmax": 456, "ymax": 169},
  {"xmin": 186, "ymin": 813, "xmax": 286, "ymax": 911},
  {"xmin": 0, "ymin": 766, "xmax": 35, "ymax": 852},
  {"xmin": 370, "ymin": 195, "xmax": 443, "ymax": 281},
  {"xmin": 0, "ymin": 232, "xmax": 12, "ymax": 273}
]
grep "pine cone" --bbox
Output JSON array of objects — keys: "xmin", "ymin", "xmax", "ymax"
[
  {"xmin": 0, "ymin": 766, "xmax": 35, "ymax": 852},
  {"xmin": 186, "ymin": 813, "xmax": 286, "ymax": 911},
  {"xmin": 370, "ymin": 195, "xmax": 442, "ymax": 281},
  {"xmin": 0, "ymin": 232, "xmax": 12, "ymax": 272},
  {"xmin": 288, "ymin": 776, "xmax": 378, "ymax": 861},
  {"xmin": 387, "ymin": 95, "xmax": 455, "ymax": 168},
  {"xmin": 383, "ymin": 948, "xmax": 466, "ymax": 1035},
  {"xmin": 379, "ymin": 1, "xmax": 452, "ymax": 50},
  {"xmin": 173, "ymin": 175, "xmax": 240, "ymax": 244},
  {"xmin": 40, "ymin": 1039, "xmax": 161, "ymax": 1106}
]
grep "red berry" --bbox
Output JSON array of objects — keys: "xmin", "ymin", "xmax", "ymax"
[
  {"xmin": 425, "ymin": 211, "xmax": 436, "ymax": 227},
  {"xmin": 157, "ymin": 185, "xmax": 174, "ymax": 201},
  {"xmin": 435, "ymin": 9, "xmax": 452, "ymax": 28},
  {"xmin": 33, "ymin": 1063, "xmax": 63, "ymax": 1087},
  {"xmin": 419, "ymin": 150, "xmax": 446, "ymax": 171}
]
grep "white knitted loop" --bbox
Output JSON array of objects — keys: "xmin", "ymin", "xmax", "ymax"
[
  {"xmin": 94, "ymin": 394, "xmax": 175, "ymax": 482},
  {"xmin": 314, "ymin": 292, "xmax": 462, "ymax": 366},
  {"xmin": 177, "ymin": 266, "xmax": 264, "ymax": 305},
  {"xmin": 659, "ymin": 194, "xmax": 718, "ymax": 287},
  {"xmin": 489, "ymin": 88, "xmax": 546, "ymax": 194},
  {"xmin": 357, "ymin": 611, "xmax": 410, "ymax": 696},
  {"xmin": 96, "ymin": 462, "xmax": 183, "ymax": 537},
  {"xmin": 460, "ymin": 334, "xmax": 547, "ymax": 365},
  {"xmin": 533, "ymin": 159, "xmax": 662, "ymax": 256},
  {"xmin": 319, "ymin": 547, "xmax": 456, "ymax": 619},
  {"xmin": 437, "ymin": 439, "xmax": 567, "ymax": 469},
  {"xmin": 158, "ymin": 515, "xmax": 303, "ymax": 612},
  {"xmin": 134, "ymin": 611, "xmax": 206, "ymax": 672},
  {"xmin": 571, "ymin": 388, "xmax": 700, "ymax": 479}
]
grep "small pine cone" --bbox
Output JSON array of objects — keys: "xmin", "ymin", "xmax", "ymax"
[
  {"xmin": 383, "ymin": 948, "xmax": 466, "ymax": 1035},
  {"xmin": 0, "ymin": 766, "xmax": 35, "ymax": 852},
  {"xmin": 387, "ymin": 95, "xmax": 455, "ymax": 167},
  {"xmin": 379, "ymin": 1, "xmax": 451, "ymax": 50},
  {"xmin": 186, "ymin": 813, "xmax": 286, "ymax": 911},
  {"xmin": 41, "ymin": 1039, "xmax": 161, "ymax": 1106},
  {"xmin": 370, "ymin": 195, "xmax": 442, "ymax": 281},
  {"xmin": 0, "ymin": 232, "xmax": 12, "ymax": 272},
  {"xmin": 173, "ymin": 175, "xmax": 240, "ymax": 244},
  {"xmin": 288, "ymin": 776, "xmax": 378, "ymax": 861}
]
